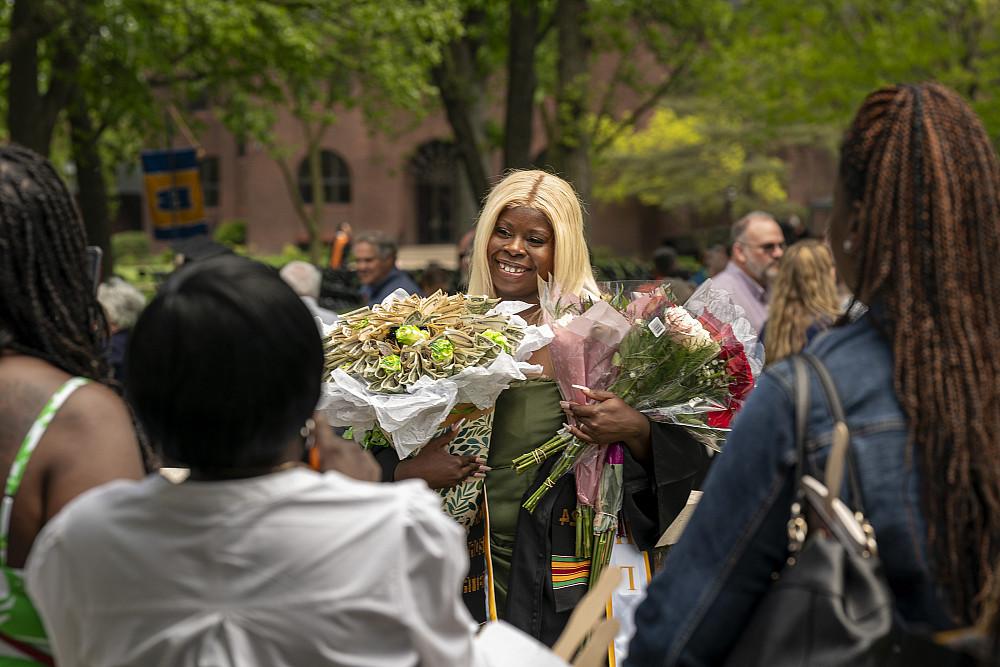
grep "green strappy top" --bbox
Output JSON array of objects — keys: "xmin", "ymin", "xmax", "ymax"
[{"xmin": 0, "ymin": 376, "xmax": 88, "ymax": 666}]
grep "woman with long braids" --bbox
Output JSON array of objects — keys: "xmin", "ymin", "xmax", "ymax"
[
  {"xmin": 0, "ymin": 144, "xmax": 144, "ymax": 664},
  {"xmin": 627, "ymin": 83, "xmax": 1000, "ymax": 665},
  {"xmin": 762, "ymin": 239, "xmax": 843, "ymax": 365}
]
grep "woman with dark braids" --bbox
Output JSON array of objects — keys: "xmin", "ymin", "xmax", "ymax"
[
  {"xmin": 0, "ymin": 144, "xmax": 144, "ymax": 664},
  {"xmin": 627, "ymin": 83, "xmax": 1000, "ymax": 665}
]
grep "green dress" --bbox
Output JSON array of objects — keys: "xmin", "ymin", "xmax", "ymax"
[{"xmin": 484, "ymin": 378, "xmax": 564, "ymax": 617}]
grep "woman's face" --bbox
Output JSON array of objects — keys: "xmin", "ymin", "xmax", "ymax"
[{"xmin": 487, "ymin": 206, "xmax": 555, "ymax": 303}]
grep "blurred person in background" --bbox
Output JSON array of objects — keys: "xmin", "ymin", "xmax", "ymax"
[
  {"xmin": 353, "ymin": 233, "xmax": 420, "ymax": 306},
  {"xmin": 328, "ymin": 222, "xmax": 352, "ymax": 270},
  {"xmin": 711, "ymin": 212, "xmax": 786, "ymax": 334},
  {"xmin": 628, "ymin": 83, "xmax": 1000, "ymax": 665},
  {"xmin": 0, "ymin": 143, "xmax": 144, "ymax": 665},
  {"xmin": 418, "ymin": 261, "xmax": 454, "ymax": 296},
  {"xmin": 97, "ymin": 276, "xmax": 147, "ymax": 384},
  {"xmin": 280, "ymin": 260, "xmax": 339, "ymax": 326},
  {"xmin": 691, "ymin": 244, "xmax": 728, "ymax": 285},
  {"xmin": 761, "ymin": 240, "xmax": 842, "ymax": 365},
  {"xmin": 454, "ymin": 226, "xmax": 477, "ymax": 292},
  {"xmin": 651, "ymin": 244, "xmax": 695, "ymax": 303},
  {"xmin": 780, "ymin": 213, "xmax": 812, "ymax": 247}
]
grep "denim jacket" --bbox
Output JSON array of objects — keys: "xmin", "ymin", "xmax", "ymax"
[{"xmin": 626, "ymin": 313, "xmax": 953, "ymax": 667}]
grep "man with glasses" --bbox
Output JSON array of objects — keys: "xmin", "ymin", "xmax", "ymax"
[{"xmin": 710, "ymin": 211, "xmax": 786, "ymax": 335}]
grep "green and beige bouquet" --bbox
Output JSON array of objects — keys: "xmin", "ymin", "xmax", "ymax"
[{"xmin": 318, "ymin": 289, "xmax": 552, "ymax": 525}]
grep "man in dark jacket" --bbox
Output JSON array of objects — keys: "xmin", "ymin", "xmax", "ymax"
[{"xmin": 354, "ymin": 233, "xmax": 421, "ymax": 306}]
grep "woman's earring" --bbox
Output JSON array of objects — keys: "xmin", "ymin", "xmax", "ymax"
[
  {"xmin": 300, "ymin": 418, "xmax": 316, "ymax": 446},
  {"xmin": 301, "ymin": 418, "xmax": 321, "ymax": 471},
  {"xmin": 842, "ymin": 238, "xmax": 854, "ymax": 253}
]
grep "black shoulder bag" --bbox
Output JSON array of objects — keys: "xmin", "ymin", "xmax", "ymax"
[{"xmin": 724, "ymin": 354, "xmax": 973, "ymax": 667}]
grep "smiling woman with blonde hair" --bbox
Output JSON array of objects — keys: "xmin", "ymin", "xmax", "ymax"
[
  {"xmin": 386, "ymin": 169, "xmax": 712, "ymax": 652},
  {"xmin": 763, "ymin": 239, "xmax": 843, "ymax": 364},
  {"xmin": 468, "ymin": 170, "xmax": 598, "ymax": 302}
]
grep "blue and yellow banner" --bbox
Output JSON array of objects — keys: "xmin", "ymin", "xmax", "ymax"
[{"xmin": 141, "ymin": 148, "xmax": 207, "ymax": 240}]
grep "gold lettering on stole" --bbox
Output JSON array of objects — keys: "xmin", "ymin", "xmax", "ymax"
[
  {"xmin": 463, "ymin": 573, "xmax": 486, "ymax": 594},
  {"xmin": 467, "ymin": 537, "xmax": 485, "ymax": 558}
]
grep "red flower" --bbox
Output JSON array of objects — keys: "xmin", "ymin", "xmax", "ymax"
[
  {"xmin": 699, "ymin": 315, "xmax": 755, "ymax": 429},
  {"xmin": 707, "ymin": 409, "xmax": 734, "ymax": 429}
]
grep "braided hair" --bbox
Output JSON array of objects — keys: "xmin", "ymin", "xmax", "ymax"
[
  {"xmin": 839, "ymin": 84, "xmax": 1000, "ymax": 623},
  {"xmin": 0, "ymin": 143, "xmax": 111, "ymax": 382}
]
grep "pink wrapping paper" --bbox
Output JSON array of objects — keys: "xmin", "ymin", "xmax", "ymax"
[{"xmin": 540, "ymin": 285, "xmax": 631, "ymax": 505}]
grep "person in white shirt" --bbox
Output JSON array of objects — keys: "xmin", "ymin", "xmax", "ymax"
[
  {"xmin": 26, "ymin": 255, "xmax": 561, "ymax": 667},
  {"xmin": 279, "ymin": 260, "xmax": 340, "ymax": 326}
]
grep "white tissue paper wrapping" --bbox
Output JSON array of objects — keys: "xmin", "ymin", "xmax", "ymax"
[{"xmin": 317, "ymin": 295, "xmax": 553, "ymax": 459}]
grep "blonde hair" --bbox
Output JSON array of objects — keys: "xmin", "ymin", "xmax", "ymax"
[
  {"xmin": 467, "ymin": 170, "xmax": 597, "ymax": 298},
  {"xmin": 764, "ymin": 240, "xmax": 842, "ymax": 364}
]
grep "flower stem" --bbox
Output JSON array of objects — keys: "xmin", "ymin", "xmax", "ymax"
[
  {"xmin": 576, "ymin": 504, "xmax": 594, "ymax": 558},
  {"xmin": 589, "ymin": 529, "xmax": 616, "ymax": 586},
  {"xmin": 512, "ymin": 432, "xmax": 573, "ymax": 474}
]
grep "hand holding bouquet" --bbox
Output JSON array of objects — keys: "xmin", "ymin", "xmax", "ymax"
[{"xmin": 513, "ymin": 280, "xmax": 761, "ymax": 580}]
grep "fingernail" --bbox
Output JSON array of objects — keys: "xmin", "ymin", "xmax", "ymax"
[
  {"xmin": 473, "ymin": 472, "xmax": 486, "ymax": 478},
  {"xmin": 571, "ymin": 384, "xmax": 590, "ymax": 392},
  {"xmin": 452, "ymin": 419, "xmax": 466, "ymax": 432},
  {"xmin": 479, "ymin": 465, "xmax": 492, "ymax": 472},
  {"xmin": 560, "ymin": 401, "xmax": 571, "ymax": 409}
]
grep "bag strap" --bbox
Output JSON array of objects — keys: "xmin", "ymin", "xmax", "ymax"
[
  {"xmin": 792, "ymin": 357, "xmax": 809, "ymax": 497},
  {"xmin": 787, "ymin": 357, "xmax": 811, "ymax": 555},
  {"xmin": 801, "ymin": 353, "xmax": 866, "ymax": 514}
]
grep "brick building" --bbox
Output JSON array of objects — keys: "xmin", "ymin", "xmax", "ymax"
[{"xmin": 124, "ymin": 99, "xmax": 836, "ymax": 261}]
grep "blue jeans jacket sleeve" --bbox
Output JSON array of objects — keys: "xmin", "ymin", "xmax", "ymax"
[{"xmin": 627, "ymin": 370, "xmax": 799, "ymax": 667}]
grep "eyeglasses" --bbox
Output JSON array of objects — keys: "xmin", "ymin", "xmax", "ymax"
[{"xmin": 738, "ymin": 241, "xmax": 787, "ymax": 254}]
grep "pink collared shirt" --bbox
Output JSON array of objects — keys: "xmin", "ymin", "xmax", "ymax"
[{"xmin": 707, "ymin": 262, "xmax": 769, "ymax": 336}]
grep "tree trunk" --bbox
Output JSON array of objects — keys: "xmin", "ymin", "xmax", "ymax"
[
  {"xmin": 68, "ymin": 95, "xmax": 112, "ymax": 278},
  {"xmin": 503, "ymin": 0, "xmax": 539, "ymax": 171},
  {"xmin": 433, "ymin": 66, "xmax": 490, "ymax": 204},
  {"xmin": 7, "ymin": 2, "xmax": 82, "ymax": 157},
  {"xmin": 7, "ymin": 0, "xmax": 46, "ymax": 154},
  {"xmin": 551, "ymin": 0, "xmax": 592, "ymax": 209},
  {"xmin": 275, "ymin": 156, "xmax": 316, "ymax": 254},
  {"xmin": 306, "ymin": 137, "xmax": 325, "ymax": 264},
  {"xmin": 433, "ymin": 24, "xmax": 492, "ymax": 206}
]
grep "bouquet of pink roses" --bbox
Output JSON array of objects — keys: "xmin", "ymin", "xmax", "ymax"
[{"xmin": 513, "ymin": 280, "xmax": 762, "ymax": 581}]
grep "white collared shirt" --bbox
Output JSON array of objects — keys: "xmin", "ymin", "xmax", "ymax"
[{"xmin": 26, "ymin": 468, "xmax": 561, "ymax": 667}]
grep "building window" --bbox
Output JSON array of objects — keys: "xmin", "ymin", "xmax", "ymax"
[
  {"xmin": 298, "ymin": 150, "xmax": 351, "ymax": 204},
  {"xmin": 411, "ymin": 140, "xmax": 460, "ymax": 243},
  {"xmin": 199, "ymin": 156, "xmax": 220, "ymax": 208}
]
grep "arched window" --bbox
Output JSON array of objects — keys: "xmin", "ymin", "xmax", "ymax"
[
  {"xmin": 410, "ymin": 140, "xmax": 461, "ymax": 243},
  {"xmin": 298, "ymin": 150, "xmax": 351, "ymax": 204}
]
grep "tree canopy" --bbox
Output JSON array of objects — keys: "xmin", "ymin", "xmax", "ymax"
[{"xmin": 4, "ymin": 0, "xmax": 1000, "ymax": 262}]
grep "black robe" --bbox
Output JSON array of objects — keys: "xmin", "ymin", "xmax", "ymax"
[{"xmin": 375, "ymin": 421, "xmax": 712, "ymax": 647}]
